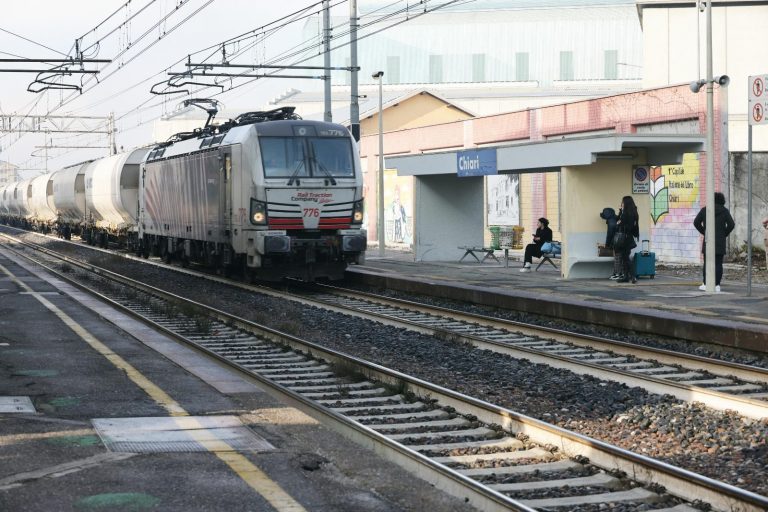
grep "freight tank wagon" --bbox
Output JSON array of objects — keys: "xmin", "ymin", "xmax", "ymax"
[
  {"xmin": 138, "ymin": 108, "xmax": 366, "ymax": 281},
  {"xmin": 26, "ymin": 173, "xmax": 57, "ymax": 233},
  {"xmin": 83, "ymin": 148, "xmax": 149, "ymax": 248},
  {"xmin": 50, "ymin": 161, "xmax": 90, "ymax": 240}
]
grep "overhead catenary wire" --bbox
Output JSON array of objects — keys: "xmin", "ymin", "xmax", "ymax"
[
  {"xmin": 175, "ymin": 0, "xmax": 472, "ymax": 104},
  {"xmin": 121, "ymin": 0, "xmax": 469, "ymax": 131},
  {"xmin": 1, "ymin": 0, "xmax": 214, "ymax": 158},
  {"xmin": 50, "ymin": 0, "xmax": 208, "ymax": 113},
  {"xmin": 5, "ymin": 0, "xmax": 471, "ymax": 170},
  {"xmin": 0, "ymin": 26, "xmax": 68, "ymax": 57}
]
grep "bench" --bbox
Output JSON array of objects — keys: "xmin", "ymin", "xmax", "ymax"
[
  {"xmin": 458, "ymin": 246, "xmax": 500, "ymax": 263},
  {"xmin": 536, "ymin": 252, "xmax": 560, "ymax": 271},
  {"xmin": 535, "ymin": 241, "xmax": 562, "ymax": 271}
]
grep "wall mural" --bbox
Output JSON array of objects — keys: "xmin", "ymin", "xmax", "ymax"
[
  {"xmin": 384, "ymin": 170, "xmax": 414, "ymax": 247},
  {"xmin": 648, "ymin": 153, "xmax": 701, "ymax": 264}
]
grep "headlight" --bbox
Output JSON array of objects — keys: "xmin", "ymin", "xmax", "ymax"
[
  {"xmin": 351, "ymin": 199, "xmax": 364, "ymax": 224},
  {"xmin": 250, "ymin": 199, "xmax": 267, "ymax": 225}
]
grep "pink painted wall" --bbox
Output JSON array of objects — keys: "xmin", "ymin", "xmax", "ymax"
[{"xmin": 360, "ymin": 84, "xmax": 724, "ymax": 253}]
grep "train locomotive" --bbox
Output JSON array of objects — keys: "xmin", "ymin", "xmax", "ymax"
[{"xmin": 0, "ymin": 106, "xmax": 367, "ymax": 281}]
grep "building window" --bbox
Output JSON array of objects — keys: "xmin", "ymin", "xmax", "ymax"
[
  {"xmin": 386, "ymin": 56, "xmax": 400, "ymax": 84},
  {"xmin": 604, "ymin": 50, "xmax": 618, "ymax": 79},
  {"xmin": 429, "ymin": 55, "xmax": 443, "ymax": 83},
  {"xmin": 472, "ymin": 54, "xmax": 485, "ymax": 82},
  {"xmin": 559, "ymin": 51, "xmax": 574, "ymax": 81},
  {"xmin": 515, "ymin": 52, "xmax": 529, "ymax": 81}
]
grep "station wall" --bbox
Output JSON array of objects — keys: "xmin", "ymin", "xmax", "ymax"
[{"xmin": 414, "ymin": 175, "xmax": 485, "ymax": 261}]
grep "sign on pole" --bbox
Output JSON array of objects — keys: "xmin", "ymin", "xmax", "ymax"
[
  {"xmin": 745, "ymin": 74, "xmax": 768, "ymax": 296},
  {"xmin": 748, "ymin": 74, "xmax": 768, "ymax": 125},
  {"xmin": 632, "ymin": 165, "xmax": 650, "ymax": 194}
]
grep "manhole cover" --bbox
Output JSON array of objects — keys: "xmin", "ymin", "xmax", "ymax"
[{"xmin": 92, "ymin": 416, "xmax": 274, "ymax": 453}]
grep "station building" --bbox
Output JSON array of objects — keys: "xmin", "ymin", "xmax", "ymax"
[
  {"xmin": 283, "ymin": 0, "xmax": 649, "ymax": 262},
  {"xmin": 157, "ymin": 0, "xmax": 768, "ymax": 274},
  {"xmin": 278, "ymin": 0, "xmax": 768, "ymax": 272}
]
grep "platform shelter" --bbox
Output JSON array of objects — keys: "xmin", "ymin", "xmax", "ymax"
[{"xmin": 362, "ymin": 84, "xmax": 721, "ymax": 278}]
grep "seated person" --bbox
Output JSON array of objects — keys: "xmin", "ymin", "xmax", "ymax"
[{"xmin": 520, "ymin": 217, "xmax": 553, "ymax": 272}]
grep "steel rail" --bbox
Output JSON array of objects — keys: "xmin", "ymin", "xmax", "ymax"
[
  {"xmin": 0, "ymin": 236, "xmax": 530, "ymax": 512},
  {"xmin": 3, "ymin": 227, "xmax": 768, "ymax": 419},
  {"xmin": 296, "ymin": 284, "xmax": 768, "ymax": 420},
  {"xmin": 2, "ymin": 235, "xmax": 768, "ymax": 511}
]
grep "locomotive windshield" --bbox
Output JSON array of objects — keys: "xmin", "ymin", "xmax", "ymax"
[{"xmin": 260, "ymin": 136, "xmax": 354, "ymax": 179}]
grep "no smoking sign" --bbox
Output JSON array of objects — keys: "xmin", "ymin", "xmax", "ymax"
[{"xmin": 749, "ymin": 74, "xmax": 768, "ymax": 126}]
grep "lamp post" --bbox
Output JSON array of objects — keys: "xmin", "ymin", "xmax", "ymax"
[
  {"xmin": 689, "ymin": 1, "xmax": 728, "ymax": 294},
  {"xmin": 372, "ymin": 70, "xmax": 385, "ymax": 257}
]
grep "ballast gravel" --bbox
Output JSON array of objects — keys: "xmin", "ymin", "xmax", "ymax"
[{"xmin": 10, "ymin": 231, "xmax": 768, "ymax": 500}]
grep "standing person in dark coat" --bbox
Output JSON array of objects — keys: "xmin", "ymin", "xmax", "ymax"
[
  {"xmin": 693, "ymin": 192, "xmax": 735, "ymax": 292},
  {"xmin": 615, "ymin": 196, "xmax": 639, "ymax": 283},
  {"xmin": 520, "ymin": 217, "xmax": 553, "ymax": 272},
  {"xmin": 600, "ymin": 207, "xmax": 622, "ymax": 279}
]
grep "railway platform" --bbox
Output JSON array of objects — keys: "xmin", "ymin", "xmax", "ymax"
[
  {"xmin": 0, "ymin": 246, "xmax": 475, "ymax": 512},
  {"xmin": 349, "ymin": 250, "xmax": 768, "ymax": 355}
]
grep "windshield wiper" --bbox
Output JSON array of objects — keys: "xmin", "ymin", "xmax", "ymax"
[
  {"xmin": 310, "ymin": 156, "xmax": 337, "ymax": 185},
  {"xmin": 286, "ymin": 160, "xmax": 305, "ymax": 186}
]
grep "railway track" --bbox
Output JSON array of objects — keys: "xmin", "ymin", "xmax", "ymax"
[
  {"xmin": 3, "ymin": 234, "xmax": 768, "ymax": 511},
  {"xmin": 282, "ymin": 284, "xmax": 768, "ymax": 420},
  {"xmin": 5, "ymin": 227, "xmax": 768, "ymax": 419}
]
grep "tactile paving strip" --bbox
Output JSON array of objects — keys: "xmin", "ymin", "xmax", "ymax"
[{"xmin": 92, "ymin": 416, "xmax": 274, "ymax": 453}]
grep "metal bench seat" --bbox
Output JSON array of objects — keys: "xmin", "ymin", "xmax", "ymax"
[{"xmin": 458, "ymin": 246, "xmax": 500, "ymax": 263}]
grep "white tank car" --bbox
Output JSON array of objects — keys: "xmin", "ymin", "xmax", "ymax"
[
  {"xmin": 51, "ymin": 162, "xmax": 89, "ymax": 224},
  {"xmin": 28, "ymin": 173, "xmax": 57, "ymax": 226},
  {"xmin": 9, "ymin": 180, "xmax": 31, "ymax": 218},
  {"xmin": 0, "ymin": 184, "xmax": 11, "ymax": 214},
  {"xmin": 85, "ymin": 148, "xmax": 149, "ymax": 235},
  {"xmin": 138, "ymin": 108, "xmax": 366, "ymax": 281}
]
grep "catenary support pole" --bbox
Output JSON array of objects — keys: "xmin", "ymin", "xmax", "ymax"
[
  {"xmin": 349, "ymin": 0, "xmax": 360, "ymax": 141},
  {"xmin": 377, "ymin": 75, "xmax": 384, "ymax": 257},
  {"xmin": 109, "ymin": 112, "xmax": 116, "ymax": 156},
  {"xmin": 704, "ymin": 0, "xmax": 715, "ymax": 293},
  {"xmin": 747, "ymin": 124, "xmax": 753, "ymax": 296},
  {"xmin": 322, "ymin": 0, "xmax": 332, "ymax": 122}
]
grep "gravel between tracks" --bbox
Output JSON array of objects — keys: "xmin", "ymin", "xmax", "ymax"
[{"xmin": 12, "ymin": 231, "xmax": 768, "ymax": 500}]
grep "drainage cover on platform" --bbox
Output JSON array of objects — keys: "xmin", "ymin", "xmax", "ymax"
[
  {"xmin": 0, "ymin": 396, "xmax": 36, "ymax": 413},
  {"xmin": 92, "ymin": 416, "xmax": 274, "ymax": 453}
]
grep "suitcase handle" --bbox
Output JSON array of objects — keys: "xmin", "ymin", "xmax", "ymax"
[{"xmin": 641, "ymin": 239, "xmax": 650, "ymax": 254}]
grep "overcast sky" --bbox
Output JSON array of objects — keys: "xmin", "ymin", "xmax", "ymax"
[{"xmin": 1, "ymin": 0, "xmax": 340, "ymax": 176}]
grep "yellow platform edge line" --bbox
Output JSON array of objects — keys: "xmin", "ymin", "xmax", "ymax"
[{"xmin": 0, "ymin": 260, "xmax": 307, "ymax": 512}]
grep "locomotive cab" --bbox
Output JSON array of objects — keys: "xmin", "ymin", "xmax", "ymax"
[
  {"xmin": 246, "ymin": 119, "xmax": 367, "ymax": 281},
  {"xmin": 138, "ymin": 107, "xmax": 366, "ymax": 282}
]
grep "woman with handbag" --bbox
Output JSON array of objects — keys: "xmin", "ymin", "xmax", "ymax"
[{"xmin": 614, "ymin": 196, "xmax": 639, "ymax": 283}]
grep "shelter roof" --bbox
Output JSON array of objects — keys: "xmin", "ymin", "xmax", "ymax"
[{"xmin": 387, "ymin": 134, "xmax": 705, "ymax": 176}]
